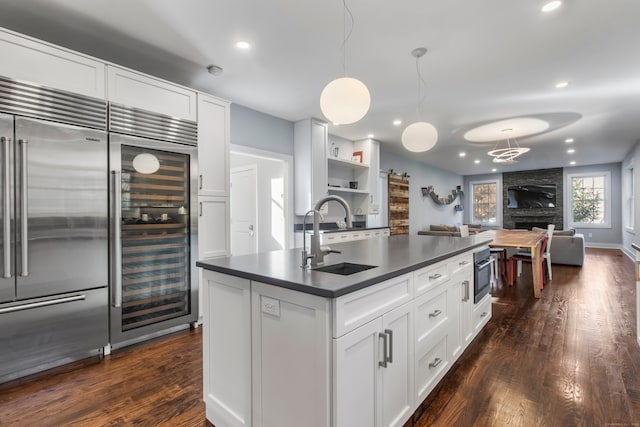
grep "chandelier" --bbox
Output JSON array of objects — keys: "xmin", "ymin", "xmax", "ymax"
[{"xmin": 487, "ymin": 128, "xmax": 530, "ymax": 164}]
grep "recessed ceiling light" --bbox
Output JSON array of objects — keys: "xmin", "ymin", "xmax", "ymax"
[
  {"xmin": 206, "ymin": 65, "xmax": 223, "ymax": 76},
  {"xmin": 542, "ymin": 1, "xmax": 562, "ymax": 13},
  {"xmin": 235, "ymin": 41, "xmax": 251, "ymax": 50},
  {"xmin": 332, "ymin": 122, "xmax": 340, "ymax": 126},
  {"xmin": 474, "ymin": 159, "xmax": 480, "ymax": 164},
  {"xmin": 567, "ymin": 148, "xmax": 575, "ymax": 154},
  {"xmin": 555, "ymin": 81, "xmax": 569, "ymax": 89},
  {"xmin": 459, "ymin": 152, "xmax": 466, "ymax": 157},
  {"xmin": 367, "ymin": 133, "xmax": 374, "ymax": 138},
  {"xmin": 565, "ymin": 138, "xmax": 574, "ymax": 143},
  {"xmin": 491, "ymin": 168, "xmax": 497, "ymax": 172},
  {"xmin": 569, "ymin": 161, "xmax": 576, "ymax": 165},
  {"xmin": 393, "ymin": 119, "xmax": 402, "ymax": 126}
]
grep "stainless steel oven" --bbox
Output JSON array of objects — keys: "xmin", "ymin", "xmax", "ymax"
[{"xmin": 474, "ymin": 247, "xmax": 492, "ymax": 303}]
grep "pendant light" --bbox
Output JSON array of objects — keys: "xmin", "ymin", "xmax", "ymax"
[
  {"xmin": 320, "ymin": 0, "xmax": 370, "ymax": 125},
  {"xmin": 401, "ymin": 47, "xmax": 438, "ymax": 152}
]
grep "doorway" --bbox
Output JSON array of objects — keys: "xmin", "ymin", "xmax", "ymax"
[
  {"xmin": 230, "ymin": 165, "xmax": 258, "ymax": 255},
  {"xmin": 230, "ymin": 146, "xmax": 292, "ymax": 253}
]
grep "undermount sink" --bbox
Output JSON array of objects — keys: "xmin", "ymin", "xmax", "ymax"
[{"xmin": 313, "ymin": 262, "xmax": 376, "ymax": 276}]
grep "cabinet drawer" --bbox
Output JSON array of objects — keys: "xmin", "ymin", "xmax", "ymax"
[
  {"xmin": 414, "ymin": 261, "xmax": 449, "ymax": 295},
  {"xmin": 473, "ymin": 294, "xmax": 492, "ymax": 335},
  {"xmin": 333, "ymin": 273, "xmax": 413, "ymax": 338},
  {"xmin": 450, "ymin": 254, "xmax": 473, "ymax": 276},
  {"xmin": 414, "ymin": 283, "xmax": 450, "ymax": 354},
  {"xmin": 415, "ymin": 332, "xmax": 449, "ymax": 402}
]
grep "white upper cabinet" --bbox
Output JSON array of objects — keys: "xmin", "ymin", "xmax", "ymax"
[
  {"xmin": 197, "ymin": 93, "xmax": 230, "ymax": 197},
  {"xmin": 0, "ymin": 28, "xmax": 105, "ymax": 99},
  {"xmin": 368, "ymin": 140, "xmax": 381, "ymax": 214},
  {"xmin": 107, "ymin": 65, "xmax": 196, "ymax": 121},
  {"xmin": 294, "ymin": 118, "xmax": 329, "ymax": 216}
]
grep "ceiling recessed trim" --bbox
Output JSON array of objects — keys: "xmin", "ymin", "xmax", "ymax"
[{"xmin": 463, "ymin": 118, "xmax": 550, "ymax": 142}]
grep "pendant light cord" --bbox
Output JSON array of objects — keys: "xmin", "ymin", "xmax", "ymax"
[
  {"xmin": 341, "ymin": 0, "xmax": 354, "ymax": 76},
  {"xmin": 415, "ymin": 55, "xmax": 428, "ymax": 117}
]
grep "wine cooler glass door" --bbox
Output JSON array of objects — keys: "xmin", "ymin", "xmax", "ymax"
[{"xmin": 116, "ymin": 144, "xmax": 192, "ymax": 333}]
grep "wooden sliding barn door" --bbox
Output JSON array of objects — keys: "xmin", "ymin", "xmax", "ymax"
[{"xmin": 388, "ymin": 174, "xmax": 409, "ymax": 235}]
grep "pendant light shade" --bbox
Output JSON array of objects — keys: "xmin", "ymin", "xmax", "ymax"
[
  {"xmin": 320, "ymin": 77, "xmax": 371, "ymax": 125},
  {"xmin": 401, "ymin": 47, "xmax": 437, "ymax": 153},
  {"xmin": 401, "ymin": 121, "xmax": 438, "ymax": 152}
]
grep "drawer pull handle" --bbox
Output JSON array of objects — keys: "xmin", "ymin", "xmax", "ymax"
[
  {"xmin": 429, "ymin": 358, "xmax": 443, "ymax": 369},
  {"xmin": 481, "ymin": 311, "xmax": 488, "ymax": 318},
  {"xmin": 429, "ymin": 309, "xmax": 442, "ymax": 318},
  {"xmin": 459, "ymin": 260, "xmax": 469, "ymax": 266},
  {"xmin": 428, "ymin": 273, "xmax": 442, "ymax": 280}
]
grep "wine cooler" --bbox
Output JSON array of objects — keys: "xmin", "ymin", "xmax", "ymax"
[{"xmin": 109, "ymin": 104, "xmax": 198, "ymax": 346}]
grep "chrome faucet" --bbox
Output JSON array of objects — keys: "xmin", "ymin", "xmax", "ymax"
[
  {"xmin": 301, "ymin": 209, "xmax": 319, "ymax": 268},
  {"xmin": 307, "ymin": 195, "xmax": 352, "ymax": 267}
]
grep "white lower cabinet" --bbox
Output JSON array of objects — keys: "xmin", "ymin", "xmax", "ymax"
[
  {"xmin": 201, "ymin": 247, "xmax": 491, "ymax": 427},
  {"xmin": 202, "ymin": 272, "xmax": 252, "ymax": 427},
  {"xmin": 334, "ymin": 301, "xmax": 414, "ymax": 427}
]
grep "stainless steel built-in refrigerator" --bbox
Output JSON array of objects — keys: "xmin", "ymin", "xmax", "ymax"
[
  {"xmin": 108, "ymin": 104, "xmax": 198, "ymax": 346},
  {"xmin": 0, "ymin": 76, "xmax": 109, "ymax": 382}
]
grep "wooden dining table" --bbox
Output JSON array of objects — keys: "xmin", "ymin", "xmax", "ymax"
[{"xmin": 480, "ymin": 229, "xmax": 548, "ymax": 298}]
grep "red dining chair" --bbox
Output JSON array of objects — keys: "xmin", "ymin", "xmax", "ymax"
[{"xmin": 507, "ymin": 236, "xmax": 548, "ymax": 289}]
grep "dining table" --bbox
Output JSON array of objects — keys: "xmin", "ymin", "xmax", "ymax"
[{"xmin": 479, "ymin": 228, "xmax": 548, "ymax": 298}]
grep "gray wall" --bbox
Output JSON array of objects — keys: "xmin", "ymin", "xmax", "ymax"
[
  {"xmin": 563, "ymin": 162, "xmax": 622, "ymax": 246},
  {"xmin": 380, "ymin": 150, "xmax": 464, "ymax": 235},
  {"xmin": 230, "ymin": 104, "xmax": 294, "ymax": 155}
]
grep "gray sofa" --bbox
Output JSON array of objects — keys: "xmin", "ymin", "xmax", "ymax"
[{"xmin": 536, "ymin": 228, "xmax": 585, "ymax": 266}]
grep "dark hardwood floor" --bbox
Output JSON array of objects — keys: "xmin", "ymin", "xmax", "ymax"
[{"xmin": 1, "ymin": 248, "xmax": 638, "ymax": 426}]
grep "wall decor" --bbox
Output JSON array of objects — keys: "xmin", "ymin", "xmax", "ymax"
[{"xmin": 422, "ymin": 185, "xmax": 464, "ymax": 211}]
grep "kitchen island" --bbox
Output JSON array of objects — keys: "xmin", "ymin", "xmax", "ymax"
[{"xmin": 197, "ymin": 234, "xmax": 493, "ymax": 427}]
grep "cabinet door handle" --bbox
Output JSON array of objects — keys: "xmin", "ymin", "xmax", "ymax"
[
  {"xmin": 199, "ymin": 202, "xmax": 203, "ymax": 217},
  {"xmin": 370, "ymin": 195, "xmax": 373, "ymax": 203},
  {"xmin": 429, "ymin": 357, "xmax": 443, "ymax": 369},
  {"xmin": 429, "ymin": 309, "xmax": 442, "ymax": 318},
  {"xmin": 459, "ymin": 260, "xmax": 469, "ymax": 266},
  {"xmin": 428, "ymin": 273, "xmax": 442, "ymax": 280},
  {"xmin": 384, "ymin": 329, "xmax": 393, "ymax": 364},
  {"xmin": 199, "ymin": 174, "xmax": 203, "ymax": 190},
  {"xmin": 481, "ymin": 311, "xmax": 488, "ymax": 318},
  {"xmin": 378, "ymin": 332, "xmax": 388, "ymax": 368},
  {"xmin": 462, "ymin": 280, "xmax": 470, "ymax": 302}
]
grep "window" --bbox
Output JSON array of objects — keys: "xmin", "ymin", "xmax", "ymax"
[
  {"xmin": 624, "ymin": 167, "xmax": 634, "ymax": 231},
  {"xmin": 470, "ymin": 180, "xmax": 500, "ymax": 226},
  {"xmin": 567, "ymin": 171, "xmax": 611, "ymax": 228}
]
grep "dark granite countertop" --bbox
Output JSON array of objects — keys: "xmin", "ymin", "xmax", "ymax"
[{"xmin": 197, "ymin": 234, "xmax": 492, "ymax": 298}]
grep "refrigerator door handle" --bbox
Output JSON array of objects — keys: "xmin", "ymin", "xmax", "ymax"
[
  {"xmin": 19, "ymin": 138, "xmax": 28, "ymax": 277},
  {"xmin": 0, "ymin": 294, "xmax": 86, "ymax": 314},
  {"xmin": 111, "ymin": 170, "xmax": 123, "ymax": 308},
  {"xmin": 1, "ymin": 136, "xmax": 11, "ymax": 279}
]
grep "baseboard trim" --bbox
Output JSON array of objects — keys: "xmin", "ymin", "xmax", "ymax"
[
  {"xmin": 622, "ymin": 246, "xmax": 635, "ymax": 260},
  {"xmin": 584, "ymin": 242, "xmax": 622, "ymax": 250}
]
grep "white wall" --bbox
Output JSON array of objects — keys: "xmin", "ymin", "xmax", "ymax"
[
  {"xmin": 380, "ymin": 149, "xmax": 464, "ymax": 235},
  {"xmin": 230, "ymin": 104, "xmax": 294, "ymax": 156}
]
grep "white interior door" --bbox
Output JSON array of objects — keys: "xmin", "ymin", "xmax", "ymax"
[{"xmin": 231, "ymin": 165, "xmax": 258, "ymax": 255}]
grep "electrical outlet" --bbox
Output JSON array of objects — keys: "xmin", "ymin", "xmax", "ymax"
[
  {"xmin": 261, "ymin": 296, "xmax": 280, "ymax": 317},
  {"xmin": 588, "ymin": 232, "xmax": 593, "ymax": 238}
]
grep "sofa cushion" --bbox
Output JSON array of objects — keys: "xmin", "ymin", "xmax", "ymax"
[
  {"xmin": 430, "ymin": 224, "xmax": 457, "ymax": 232},
  {"xmin": 466, "ymin": 223, "xmax": 482, "ymax": 229},
  {"xmin": 553, "ymin": 228, "xmax": 576, "ymax": 236}
]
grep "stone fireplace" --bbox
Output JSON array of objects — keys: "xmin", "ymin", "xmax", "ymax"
[{"xmin": 503, "ymin": 168, "xmax": 564, "ymax": 230}]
